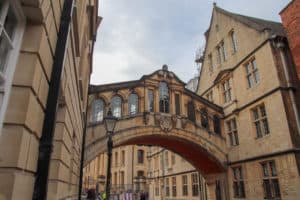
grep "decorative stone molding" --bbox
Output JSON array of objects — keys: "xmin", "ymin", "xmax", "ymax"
[
  {"xmin": 154, "ymin": 113, "xmax": 173, "ymax": 132},
  {"xmin": 143, "ymin": 112, "xmax": 150, "ymax": 125}
]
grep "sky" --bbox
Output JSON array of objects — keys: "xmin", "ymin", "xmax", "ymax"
[{"xmin": 91, "ymin": 0, "xmax": 290, "ymax": 85}]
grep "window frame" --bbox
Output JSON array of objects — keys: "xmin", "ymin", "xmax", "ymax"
[
  {"xmin": 182, "ymin": 175, "xmax": 188, "ymax": 196},
  {"xmin": 137, "ymin": 149, "xmax": 144, "ymax": 164},
  {"xmin": 191, "ymin": 173, "xmax": 199, "ymax": 196},
  {"xmin": 172, "ymin": 176, "xmax": 177, "ymax": 197},
  {"xmin": 261, "ymin": 160, "xmax": 281, "ymax": 199},
  {"xmin": 91, "ymin": 98, "xmax": 105, "ymax": 123},
  {"xmin": 252, "ymin": 104, "xmax": 270, "ymax": 138},
  {"xmin": 159, "ymin": 81, "xmax": 170, "ymax": 113},
  {"xmin": 232, "ymin": 166, "xmax": 246, "ymax": 198},
  {"xmin": 128, "ymin": 93, "xmax": 139, "ymax": 116},
  {"xmin": 245, "ymin": 58, "xmax": 260, "ymax": 88},
  {"xmin": 222, "ymin": 78, "xmax": 232, "ymax": 104},
  {"xmin": 230, "ymin": 30, "xmax": 238, "ymax": 53},
  {"xmin": 111, "ymin": 95, "xmax": 122, "ymax": 118},
  {"xmin": 148, "ymin": 89, "xmax": 154, "ymax": 112},
  {"xmin": 0, "ymin": 0, "xmax": 25, "ymax": 134},
  {"xmin": 226, "ymin": 118, "xmax": 239, "ymax": 146}
]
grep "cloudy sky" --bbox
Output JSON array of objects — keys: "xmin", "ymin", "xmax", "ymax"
[{"xmin": 91, "ymin": 0, "xmax": 290, "ymax": 85}]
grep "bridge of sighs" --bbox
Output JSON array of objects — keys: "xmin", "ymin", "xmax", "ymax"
[{"xmin": 85, "ymin": 66, "xmax": 229, "ymax": 199}]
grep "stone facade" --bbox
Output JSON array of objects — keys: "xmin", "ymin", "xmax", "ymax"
[
  {"xmin": 83, "ymin": 145, "xmax": 149, "ymax": 199},
  {"xmin": 0, "ymin": 0, "xmax": 100, "ymax": 199},
  {"xmin": 197, "ymin": 4, "xmax": 300, "ymax": 200},
  {"xmin": 280, "ymin": 0, "xmax": 300, "ymax": 80}
]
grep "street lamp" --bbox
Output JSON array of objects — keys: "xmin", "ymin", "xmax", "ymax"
[{"xmin": 104, "ymin": 108, "xmax": 117, "ymax": 200}]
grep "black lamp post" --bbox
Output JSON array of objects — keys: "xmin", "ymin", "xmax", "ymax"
[{"xmin": 104, "ymin": 109, "xmax": 117, "ymax": 200}]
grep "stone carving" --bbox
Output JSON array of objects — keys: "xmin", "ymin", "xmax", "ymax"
[
  {"xmin": 155, "ymin": 114, "xmax": 173, "ymax": 132},
  {"xmin": 181, "ymin": 117, "xmax": 188, "ymax": 129},
  {"xmin": 143, "ymin": 112, "xmax": 150, "ymax": 125}
]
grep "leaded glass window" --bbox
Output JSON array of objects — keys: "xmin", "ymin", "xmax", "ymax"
[
  {"xmin": 111, "ymin": 96, "xmax": 122, "ymax": 118},
  {"xmin": 91, "ymin": 99, "xmax": 104, "ymax": 122},
  {"xmin": 159, "ymin": 82, "xmax": 169, "ymax": 113},
  {"xmin": 128, "ymin": 93, "xmax": 138, "ymax": 115}
]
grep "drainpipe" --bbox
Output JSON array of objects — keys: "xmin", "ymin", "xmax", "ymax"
[
  {"xmin": 32, "ymin": 0, "xmax": 74, "ymax": 199},
  {"xmin": 78, "ymin": 96, "xmax": 89, "ymax": 200},
  {"xmin": 276, "ymin": 40, "xmax": 300, "ymax": 136}
]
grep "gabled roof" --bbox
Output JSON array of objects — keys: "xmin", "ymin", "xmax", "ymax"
[{"xmin": 214, "ymin": 5, "xmax": 285, "ymax": 37}]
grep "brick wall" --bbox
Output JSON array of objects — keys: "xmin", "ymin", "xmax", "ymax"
[{"xmin": 280, "ymin": 0, "xmax": 300, "ymax": 80}]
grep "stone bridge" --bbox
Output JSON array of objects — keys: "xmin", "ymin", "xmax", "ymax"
[{"xmin": 85, "ymin": 66, "xmax": 229, "ymax": 179}]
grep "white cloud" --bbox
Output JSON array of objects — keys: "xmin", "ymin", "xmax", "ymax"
[{"xmin": 91, "ymin": 0, "xmax": 290, "ymax": 85}]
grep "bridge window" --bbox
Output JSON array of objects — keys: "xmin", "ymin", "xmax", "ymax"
[
  {"xmin": 128, "ymin": 93, "xmax": 139, "ymax": 115},
  {"xmin": 148, "ymin": 89, "xmax": 154, "ymax": 112},
  {"xmin": 137, "ymin": 149, "xmax": 144, "ymax": 164},
  {"xmin": 159, "ymin": 82, "xmax": 169, "ymax": 113},
  {"xmin": 191, "ymin": 173, "xmax": 199, "ymax": 196},
  {"xmin": 111, "ymin": 96, "xmax": 122, "ymax": 118},
  {"xmin": 187, "ymin": 102, "xmax": 195, "ymax": 122},
  {"xmin": 175, "ymin": 94, "xmax": 180, "ymax": 115},
  {"xmin": 200, "ymin": 108, "xmax": 209, "ymax": 129},
  {"xmin": 213, "ymin": 115, "xmax": 221, "ymax": 135},
  {"xmin": 91, "ymin": 99, "xmax": 104, "ymax": 122},
  {"xmin": 232, "ymin": 166, "xmax": 245, "ymax": 198}
]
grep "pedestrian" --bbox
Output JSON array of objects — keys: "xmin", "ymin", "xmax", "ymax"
[
  {"xmin": 139, "ymin": 192, "xmax": 145, "ymax": 200},
  {"xmin": 87, "ymin": 189, "xmax": 96, "ymax": 200},
  {"xmin": 102, "ymin": 192, "xmax": 107, "ymax": 200}
]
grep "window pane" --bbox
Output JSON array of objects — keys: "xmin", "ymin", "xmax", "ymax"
[
  {"xmin": 229, "ymin": 133, "xmax": 234, "ymax": 146},
  {"xmin": 263, "ymin": 179, "xmax": 272, "ymax": 198},
  {"xmin": 246, "ymin": 64, "xmax": 251, "ymax": 74},
  {"xmin": 262, "ymin": 163, "xmax": 269, "ymax": 177},
  {"xmin": 252, "ymin": 59, "xmax": 257, "ymax": 69},
  {"xmin": 111, "ymin": 96, "xmax": 122, "ymax": 117},
  {"xmin": 4, "ymin": 5, "xmax": 17, "ymax": 39},
  {"xmin": 226, "ymin": 121, "xmax": 232, "ymax": 132},
  {"xmin": 234, "ymin": 131, "xmax": 239, "ymax": 145},
  {"xmin": 260, "ymin": 105, "xmax": 266, "ymax": 117},
  {"xmin": 254, "ymin": 70, "xmax": 260, "ymax": 83},
  {"xmin": 128, "ymin": 93, "xmax": 138, "ymax": 115},
  {"xmin": 175, "ymin": 94, "xmax": 180, "ymax": 115},
  {"xmin": 247, "ymin": 75, "xmax": 253, "ymax": 88},
  {"xmin": 159, "ymin": 82, "xmax": 169, "ymax": 113},
  {"xmin": 253, "ymin": 109, "xmax": 259, "ymax": 120},
  {"xmin": 187, "ymin": 102, "xmax": 195, "ymax": 122},
  {"xmin": 240, "ymin": 181, "xmax": 245, "ymax": 197},
  {"xmin": 272, "ymin": 179, "xmax": 281, "ymax": 197},
  {"xmin": 263, "ymin": 119, "xmax": 270, "ymax": 134},
  {"xmin": 232, "ymin": 119, "xmax": 237, "ymax": 130},
  {"xmin": 270, "ymin": 161, "xmax": 277, "ymax": 176},
  {"xmin": 148, "ymin": 89, "xmax": 154, "ymax": 112},
  {"xmin": 255, "ymin": 121, "xmax": 262, "ymax": 138},
  {"xmin": 0, "ymin": 32, "xmax": 11, "ymax": 72},
  {"xmin": 233, "ymin": 181, "xmax": 239, "ymax": 197},
  {"xmin": 92, "ymin": 99, "xmax": 104, "ymax": 122}
]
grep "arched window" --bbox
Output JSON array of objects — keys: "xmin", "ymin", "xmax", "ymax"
[
  {"xmin": 128, "ymin": 93, "xmax": 139, "ymax": 115},
  {"xmin": 187, "ymin": 101, "xmax": 195, "ymax": 122},
  {"xmin": 213, "ymin": 115, "xmax": 221, "ymax": 135},
  {"xmin": 159, "ymin": 82, "xmax": 169, "ymax": 113},
  {"xmin": 91, "ymin": 99, "xmax": 104, "ymax": 122},
  {"xmin": 111, "ymin": 96, "xmax": 122, "ymax": 118},
  {"xmin": 200, "ymin": 108, "xmax": 209, "ymax": 129}
]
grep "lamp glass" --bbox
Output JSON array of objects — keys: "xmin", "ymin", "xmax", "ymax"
[{"xmin": 104, "ymin": 109, "xmax": 117, "ymax": 133}]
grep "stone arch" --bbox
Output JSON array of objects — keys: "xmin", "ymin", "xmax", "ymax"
[{"xmin": 85, "ymin": 113, "xmax": 228, "ymax": 177}]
